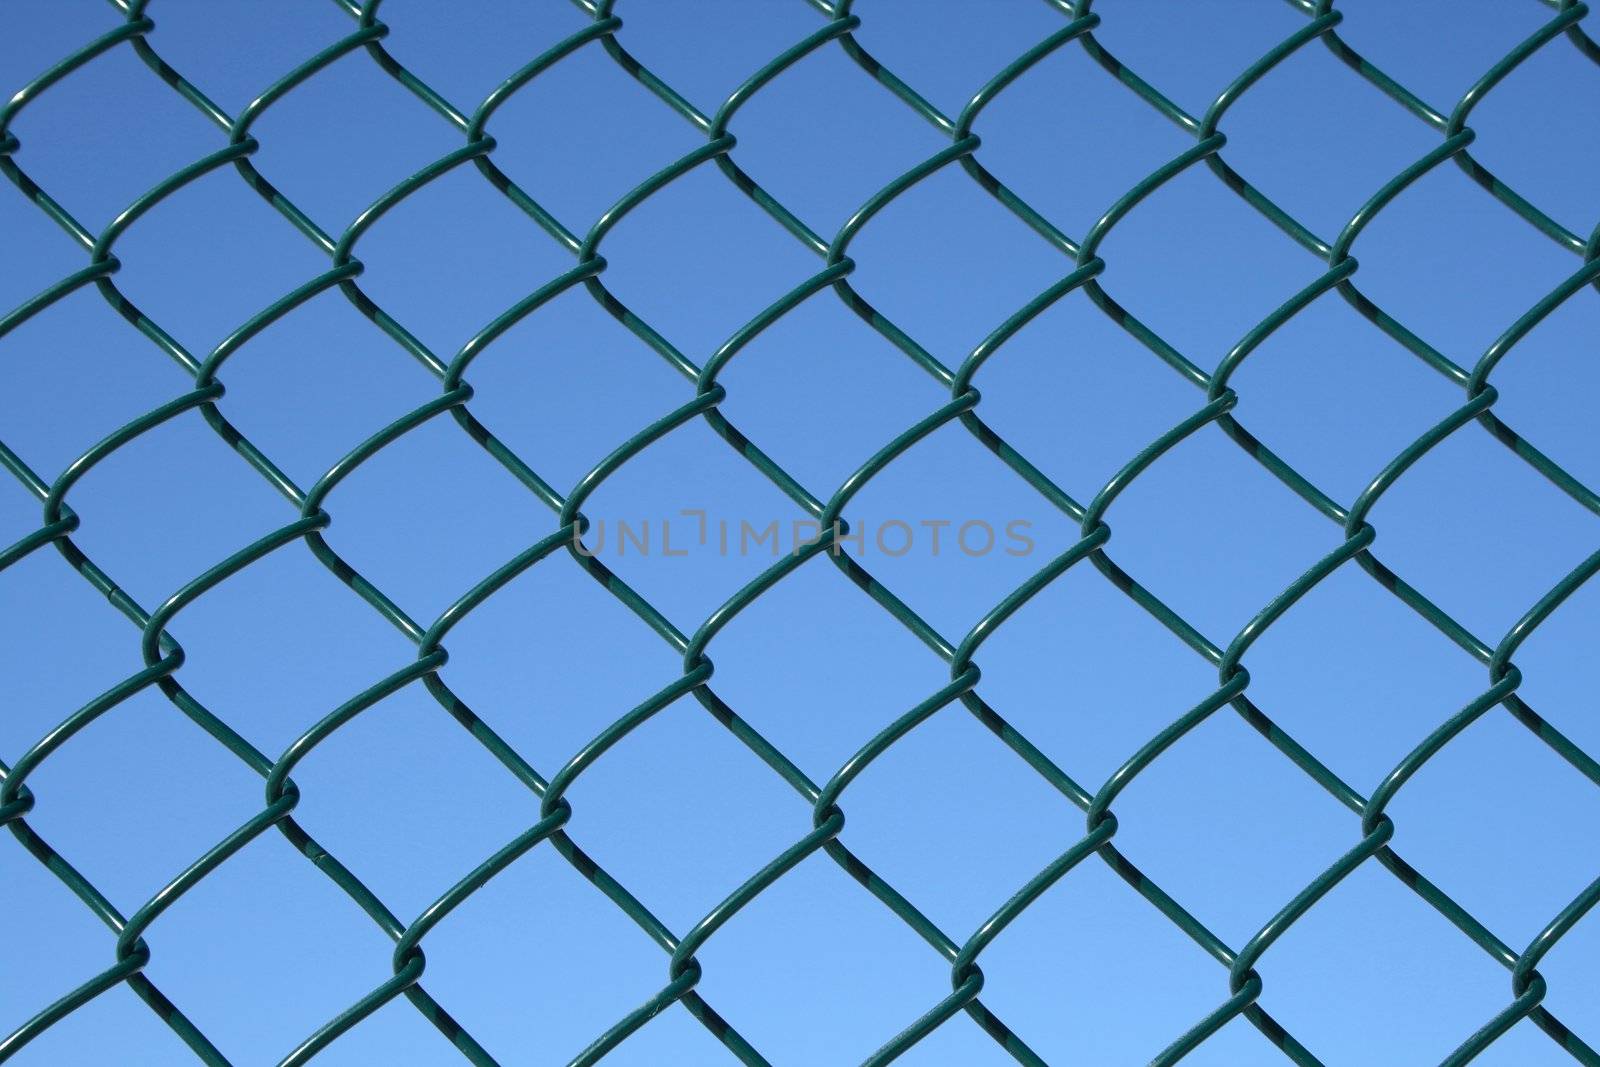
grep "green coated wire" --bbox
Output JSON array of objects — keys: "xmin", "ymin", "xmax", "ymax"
[{"xmin": 1, "ymin": 0, "xmax": 1597, "ymax": 1064}]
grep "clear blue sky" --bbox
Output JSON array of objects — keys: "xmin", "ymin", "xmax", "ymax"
[{"xmin": 2, "ymin": 1, "xmax": 1598, "ymax": 1064}]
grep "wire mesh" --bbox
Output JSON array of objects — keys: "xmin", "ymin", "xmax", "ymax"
[{"xmin": 2, "ymin": 0, "xmax": 1599, "ymax": 1064}]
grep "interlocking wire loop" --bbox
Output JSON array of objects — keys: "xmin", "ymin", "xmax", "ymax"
[{"xmin": 3, "ymin": 0, "xmax": 1598, "ymax": 1063}]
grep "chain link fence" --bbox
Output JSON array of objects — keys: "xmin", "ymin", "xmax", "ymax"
[{"xmin": 3, "ymin": 0, "xmax": 1599, "ymax": 1063}]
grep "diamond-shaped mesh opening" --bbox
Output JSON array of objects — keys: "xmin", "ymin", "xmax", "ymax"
[
  {"xmin": 429, "ymin": 551, "xmax": 681, "ymax": 773},
  {"xmin": 1091, "ymin": 163, "xmax": 1328, "ymax": 368},
  {"xmin": 244, "ymin": 52, "xmax": 465, "ymax": 229},
  {"xmin": 311, "ymin": 415, "xmax": 550, "ymax": 621},
  {"xmin": 837, "ymin": 421, "xmax": 1083, "ymax": 639},
  {"xmin": 194, "ymin": 288, "xmax": 441, "ymax": 488},
  {"xmin": 136, "ymin": 833, "xmax": 406, "ymax": 1062},
  {"xmin": 0, "ymin": 188, "xmax": 85, "ymax": 311},
  {"xmin": 4, "ymin": 43, "xmax": 219, "ymax": 230},
  {"xmin": 282, "ymin": 683, "xmax": 539, "ymax": 920},
  {"xmin": 976, "ymin": 859, "xmax": 1225, "ymax": 1065},
  {"xmin": 1510, "ymin": 566, "xmax": 1600, "ymax": 758},
  {"xmin": 972, "ymin": 288, "xmax": 1206, "ymax": 501},
  {"xmin": 1385, "ymin": 711, "xmax": 1600, "ymax": 946},
  {"xmin": 973, "ymin": 561, "xmax": 1219, "ymax": 789},
  {"xmin": 845, "ymin": 167, "xmax": 1067, "ymax": 368},
  {"xmin": 574, "ymin": 415, "xmax": 813, "ymax": 625},
  {"xmin": 701, "ymin": 559, "xmax": 942, "ymax": 778},
  {"xmin": 156, "ymin": 11, "xmax": 358, "ymax": 119},
  {"xmin": 1076, "ymin": 2, "xmax": 1308, "ymax": 120},
  {"xmin": 1364, "ymin": 426, "xmax": 1597, "ymax": 642},
  {"xmin": 551, "ymin": 690, "xmax": 805, "ymax": 935},
  {"xmin": 1468, "ymin": 38, "xmax": 1600, "ymax": 237},
  {"xmin": 708, "ymin": 295, "xmax": 948, "ymax": 493},
  {"xmin": 51, "ymin": 414, "xmax": 289, "ymax": 605},
  {"xmin": 1100, "ymin": 424, "xmax": 1338, "ymax": 641},
  {"xmin": 366, "ymin": 1, "xmax": 587, "ymax": 109},
  {"xmin": 0, "ymin": 547, "xmax": 141, "ymax": 752},
  {"xmin": 1350, "ymin": 163, "xmax": 1580, "ymax": 362},
  {"xmin": 1330, "ymin": 0, "xmax": 1555, "ymax": 107},
  {"xmin": 1216, "ymin": 42, "xmax": 1441, "ymax": 240},
  {"xmin": 350, "ymin": 164, "xmax": 577, "ymax": 359},
  {"xmin": 594, "ymin": 163, "xmax": 821, "ymax": 359},
  {"xmin": 1478, "ymin": 289, "xmax": 1600, "ymax": 494},
  {"xmin": 1257, "ymin": 862, "xmax": 1511, "ymax": 1064},
  {"xmin": 1106, "ymin": 709, "xmax": 1354, "ymax": 949},
  {"xmin": 109, "ymin": 166, "xmax": 330, "ymax": 349},
  {"xmin": 691, "ymin": 854, "xmax": 956, "ymax": 1064},
  {"xmin": 974, "ymin": 40, "xmax": 1194, "ymax": 248},
  {"xmin": 1240, "ymin": 564, "xmax": 1487, "ymax": 788},
  {"xmin": 165, "ymin": 547, "xmax": 414, "ymax": 757},
  {"xmin": 19, "ymin": 684, "xmax": 263, "ymax": 907},
  {"xmin": 1220, "ymin": 293, "xmax": 1466, "ymax": 506},
  {"xmin": 832, "ymin": 704, "xmax": 1074, "ymax": 936},
  {"xmin": 843, "ymin": 0, "xmax": 1066, "ymax": 122},
  {"xmin": 482, "ymin": 42, "xmax": 707, "ymax": 228},
  {"xmin": 1, "ymin": 844, "xmax": 140, "ymax": 1039},
  {"xmin": 0, "ymin": 289, "xmax": 176, "ymax": 482},
  {"xmin": 599, "ymin": 0, "xmax": 819, "ymax": 116},
  {"xmin": 418, "ymin": 845, "xmax": 691, "ymax": 1064},
  {"xmin": 727, "ymin": 43, "xmax": 952, "ymax": 234}
]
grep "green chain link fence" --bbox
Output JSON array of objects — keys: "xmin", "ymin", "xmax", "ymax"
[{"xmin": 3, "ymin": 1, "xmax": 1599, "ymax": 1063}]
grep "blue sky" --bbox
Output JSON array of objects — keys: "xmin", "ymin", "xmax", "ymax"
[{"xmin": 2, "ymin": 1, "xmax": 1599, "ymax": 1064}]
